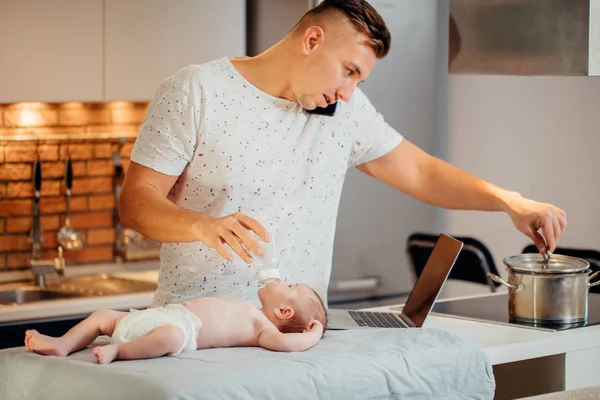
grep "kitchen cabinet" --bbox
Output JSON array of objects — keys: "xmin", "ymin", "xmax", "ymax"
[
  {"xmin": 0, "ymin": 0, "xmax": 245, "ymax": 104},
  {"xmin": 104, "ymin": 0, "xmax": 246, "ymax": 101},
  {"xmin": 0, "ymin": 0, "xmax": 104, "ymax": 103}
]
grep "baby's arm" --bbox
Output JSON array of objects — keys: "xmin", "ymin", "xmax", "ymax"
[{"xmin": 257, "ymin": 320, "xmax": 324, "ymax": 352}]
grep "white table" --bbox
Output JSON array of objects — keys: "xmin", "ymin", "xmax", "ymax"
[{"xmin": 365, "ymin": 292, "xmax": 600, "ymax": 399}]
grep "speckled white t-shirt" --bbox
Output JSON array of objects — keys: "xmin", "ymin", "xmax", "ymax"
[{"xmin": 130, "ymin": 57, "xmax": 403, "ymax": 307}]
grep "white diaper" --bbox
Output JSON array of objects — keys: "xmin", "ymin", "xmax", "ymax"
[{"xmin": 111, "ymin": 303, "xmax": 202, "ymax": 355}]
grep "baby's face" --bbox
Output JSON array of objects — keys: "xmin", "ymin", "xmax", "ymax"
[{"xmin": 258, "ymin": 280, "xmax": 313, "ymax": 307}]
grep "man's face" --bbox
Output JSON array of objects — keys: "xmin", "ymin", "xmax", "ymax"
[{"xmin": 294, "ymin": 26, "xmax": 378, "ymax": 110}]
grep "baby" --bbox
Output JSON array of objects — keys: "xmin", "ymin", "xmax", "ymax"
[{"xmin": 24, "ymin": 280, "xmax": 327, "ymax": 364}]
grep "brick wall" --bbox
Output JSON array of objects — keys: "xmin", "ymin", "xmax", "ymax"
[{"xmin": 0, "ymin": 102, "xmax": 149, "ymax": 271}]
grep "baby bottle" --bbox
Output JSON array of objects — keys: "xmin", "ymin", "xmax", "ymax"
[{"xmin": 252, "ymin": 236, "xmax": 280, "ymax": 285}]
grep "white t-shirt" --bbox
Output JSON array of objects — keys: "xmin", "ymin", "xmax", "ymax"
[{"xmin": 130, "ymin": 57, "xmax": 403, "ymax": 307}]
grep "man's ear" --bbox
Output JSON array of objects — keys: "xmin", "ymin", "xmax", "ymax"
[
  {"xmin": 274, "ymin": 306, "xmax": 295, "ymax": 320},
  {"xmin": 302, "ymin": 26, "xmax": 324, "ymax": 55}
]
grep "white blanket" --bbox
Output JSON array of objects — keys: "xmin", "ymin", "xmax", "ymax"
[{"xmin": 0, "ymin": 327, "xmax": 495, "ymax": 400}]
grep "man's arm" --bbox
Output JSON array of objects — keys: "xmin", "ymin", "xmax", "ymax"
[
  {"xmin": 257, "ymin": 321, "xmax": 323, "ymax": 352},
  {"xmin": 357, "ymin": 140, "xmax": 567, "ymax": 252},
  {"xmin": 118, "ymin": 162, "xmax": 269, "ymax": 262},
  {"xmin": 119, "ymin": 162, "xmax": 202, "ymax": 243}
]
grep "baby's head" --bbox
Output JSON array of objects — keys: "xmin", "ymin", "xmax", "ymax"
[{"xmin": 258, "ymin": 280, "xmax": 328, "ymax": 335}]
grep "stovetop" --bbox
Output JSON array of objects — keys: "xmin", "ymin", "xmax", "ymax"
[{"xmin": 431, "ymin": 292, "xmax": 600, "ymax": 332}]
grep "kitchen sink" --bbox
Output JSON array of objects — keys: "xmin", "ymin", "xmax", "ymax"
[
  {"xmin": 0, "ymin": 288, "xmax": 83, "ymax": 305},
  {"xmin": 0, "ymin": 273, "xmax": 157, "ymax": 305},
  {"xmin": 46, "ymin": 274, "xmax": 157, "ymax": 296}
]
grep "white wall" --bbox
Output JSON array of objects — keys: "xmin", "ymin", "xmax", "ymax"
[
  {"xmin": 441, "ymin": 75, "xmax": 600, "ymax": 276},
  {"xmin": 332, "ymin": 0, "xmax": 440, "ymax": 298}
]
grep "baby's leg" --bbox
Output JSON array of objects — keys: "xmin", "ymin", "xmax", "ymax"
[
  {"xmin": 25, "ymin": 309, "xmax": 127, "ymax": 357},
  {"xmin": 94, "ymin": 325, "xmax": 185, "ymax": 364}
]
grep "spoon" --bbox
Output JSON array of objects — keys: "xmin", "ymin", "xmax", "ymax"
[
  {"xmin": 542, "ymin": 248, "xmax": 552, "ymax": 268},
  {"xmin": 57, "ymin": 157, "xmax": 83, "ymax": 250}
]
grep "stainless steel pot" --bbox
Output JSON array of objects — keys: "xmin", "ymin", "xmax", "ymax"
[{"xmin": 488, "ymin": 254, "xmax": 600, "ymax": 325}]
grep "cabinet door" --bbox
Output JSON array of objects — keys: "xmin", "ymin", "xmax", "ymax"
[
  {"xmin": 105, "ymin": 0, "xmax": 246, "ymax": 101},
  {"xmin": 0, "ymin": 0, "xmax": 103, "ymax": 103}
]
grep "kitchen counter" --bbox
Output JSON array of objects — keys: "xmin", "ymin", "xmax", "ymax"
[
  {"xmin": 0, "ymin": 263, "xmax": 160, "ymax": 324},
  {"xmin": 366, "ymin": 292, "xmax": 600, "ymax": 396}
]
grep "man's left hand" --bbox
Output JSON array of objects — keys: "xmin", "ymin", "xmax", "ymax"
[{"xmin": 505, "ymin": 194, "xmax": 567, "ymax": 254}]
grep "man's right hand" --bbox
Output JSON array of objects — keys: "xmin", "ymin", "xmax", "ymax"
[
  {"xmin": 193, "ymin": 212, "xmax": 271, "ymax": 263},
  {"xmin": 119, "ymin": 163, "xmax": 271, "ymax": 263}
]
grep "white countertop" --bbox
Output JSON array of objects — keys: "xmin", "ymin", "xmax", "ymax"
[
  {"xmin": 365, "ymin": 292, "xmax": 600, "ymax": 366},
  {"xmin": 0, "ymin": 292, "xmax": 155, "ymax": 323}
]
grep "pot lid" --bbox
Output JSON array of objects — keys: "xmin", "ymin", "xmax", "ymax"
[{"xmin": 504, "ymin": 254, "xmax": 590, "ymax": 274}]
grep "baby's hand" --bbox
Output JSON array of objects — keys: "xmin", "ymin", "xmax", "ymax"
[{"xmin": 304, "ymin": 320, "xmax": 324, "ymax": 335}]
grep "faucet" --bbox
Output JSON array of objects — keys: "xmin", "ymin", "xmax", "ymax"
[
  {"xmin": 28, "ymin": 160, "xmax": 66, "ymax": 287},
  {"xmin": 30, "ymin": 246, "xmax": 66, "ymax": 287}
]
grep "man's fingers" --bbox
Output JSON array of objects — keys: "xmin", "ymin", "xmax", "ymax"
[
  {"xmin": 222, "ymin": 231, "xmax": 253, "ymax": 263},
  {"xmin": 554, "ymin": 208, "xmax": 567, "ymax": 239},
  {"xmin": 232, "ymin": 226, "xmax": 263, "ymax": 257},
  {"xmin": 541, "ymin": 220, "xmax": 556, "ymax": 253},
  {"xmin": 237, "ymin": 213, "xmax": 271, "ymax": 242},
  {"xmin": 214, "ymin": 241, "xmax": 234, "ymax": 262},
  {"xmin": 553, "ymin": 215, "xmax": 562, "ymax": 245},
  {"xmin": 528, "ymin": 229, "xmax": 547, "ymax": 254},
  {"xmin": 558, "ymin": 210, "xmax": 567, "ymax": 232},
  {"xmin": 206, "ymin": 212, "xmax": 273, "ymax": 263}
]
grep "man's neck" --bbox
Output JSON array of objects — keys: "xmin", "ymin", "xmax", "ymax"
[{"xmin": 230, "ymin": 43, "xmax": 297, "ymax": 103}]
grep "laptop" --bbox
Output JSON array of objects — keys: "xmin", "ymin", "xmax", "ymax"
[{"xmin": 327, "ymin": 233, "xmax": 463, "ymax": 329}]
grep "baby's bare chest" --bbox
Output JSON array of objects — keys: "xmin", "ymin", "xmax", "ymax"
[{"xmin": 186, "ymin": 299, "xmax": 264, "ymax": 348}]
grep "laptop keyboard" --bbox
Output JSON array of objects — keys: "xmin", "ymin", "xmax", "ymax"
[{"xmin": 348, "ymin": 311, "xmax": 405, "ymax": 328}]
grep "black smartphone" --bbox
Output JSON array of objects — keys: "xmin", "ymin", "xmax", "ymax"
[{"xmin": 305, "ymin": 102, "xmax": 337, "ymax": 117}]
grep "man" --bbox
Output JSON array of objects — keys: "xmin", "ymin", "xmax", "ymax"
[{"xmin": 119, "ymin": 0, "xmax": 566, "ymax": 307}]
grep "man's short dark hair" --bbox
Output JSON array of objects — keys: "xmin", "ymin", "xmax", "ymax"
[{"xmin": 295, "ymin": 0, "xmax": 391, "ymax": 59}]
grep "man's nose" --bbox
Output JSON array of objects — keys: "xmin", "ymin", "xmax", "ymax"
[{"xmin": 336, "ymin": 83, "xmax": 357, "ymax": 102}]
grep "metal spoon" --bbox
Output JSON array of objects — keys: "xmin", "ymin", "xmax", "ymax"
[
  {"xmin": 57, "ymin": 157, "xmax": 83, "ymax": 250},
  {"xmin": 542, "ymin": 248, "xmax": 552, "ymax": 268}
]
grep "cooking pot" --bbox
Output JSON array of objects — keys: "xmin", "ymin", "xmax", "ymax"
[{"xmin": 487, "ymin": 254, "xmax": 600, "ymax": 325}]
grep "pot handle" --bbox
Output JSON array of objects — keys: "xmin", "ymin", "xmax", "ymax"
[
  {"xmin": 487, "ymin": 273, "xmax": 520, "ymax": 290},
  {"xmin": 588, "ymin": 271, "xmax": 600, "ymax": 288}
]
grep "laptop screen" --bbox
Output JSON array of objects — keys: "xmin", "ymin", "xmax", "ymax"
[{"xmin": 401, "ymin": 234, "xmax": 463, "ymax": 327}]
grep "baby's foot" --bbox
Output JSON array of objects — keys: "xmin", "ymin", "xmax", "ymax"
[
  {"xmin": 24, "ymin": 330, "xmax": 68, "ymax": 357},
  {"xmin": 93, "ymin": 344, "xmax": 119, "ymax": 364}
]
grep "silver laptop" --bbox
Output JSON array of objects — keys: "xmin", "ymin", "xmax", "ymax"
[{"xmin": 327, "ymin": 234, "xmax": 463, "ymax": 329}]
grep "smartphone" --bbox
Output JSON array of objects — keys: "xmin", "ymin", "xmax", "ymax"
[{"xmin": 305, "ymin": 102, "xmax": 337, "ymax": 117}]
